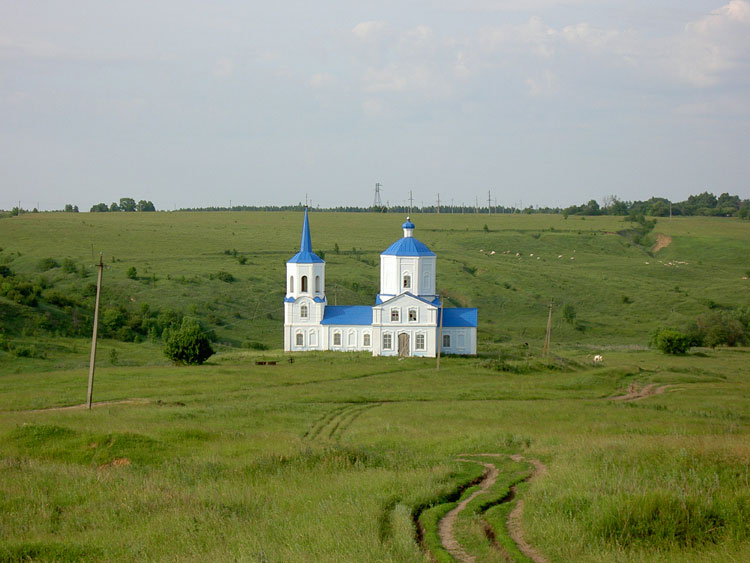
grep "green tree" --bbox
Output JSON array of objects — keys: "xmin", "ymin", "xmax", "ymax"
[
  {"xmin": 90, "ymin": 203, "xmax": 109, "ymax": 212},
  {"xmin": 654, "ymin": 329, "xmax": 690, "ymax": 355},
  {"xmin": 137, "ymin": 200, "xmax": 156, "ymax": 212},
  {"xmin": 164, "ymin": 318, "xmax": 214, "ymax": 365},
  {"xmin": 119, "ymin": 198, "xmax": 136, "ymax": 212},
  {"xmin": 109, "ymin": 202, "xmax": 120, "ymax": 212}
]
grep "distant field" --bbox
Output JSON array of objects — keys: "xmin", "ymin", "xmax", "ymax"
[
  {"xmin": 1, "ymin": 211, "xmax": 748, "ymax": 350},
  {"xmin": 0, "ymin": 212, "xmax": 748, "ymax": 561}
]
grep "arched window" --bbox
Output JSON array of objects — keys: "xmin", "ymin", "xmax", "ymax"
[
  {"xmin": 347, "ymin": 331, "xmax": 356, "ymax": 346},
  {"xmin": 363, "ymin": 333, "xmax": 371, "ymax": 347},
  {"xmin": 296, "ymin": 332, "xmax": 304, "ymax": 346},
  {"xmin": 442, "ymin": 334, "xmax": 451, "ymax": 348},
  {"xmin": 301, "ymin": 276, "xmax": 308, "ymax": 292},
  {"xmin": 289, "ymin": 276, "xmax": 294, "ymax": 293},
  {"xmin": 300, "ymin": 305, "xmax": 308, "ymax": 319},
  {"xmin": 403, "ymin": 274, "xmax": 411, "ymax": 289},
  {"xmin": 333, "ymin": 332, "xmax": 342, "ymax": 346},
  {"xmin": 315, "ymin": 275, "xmax": 320, "ymax": 293}
]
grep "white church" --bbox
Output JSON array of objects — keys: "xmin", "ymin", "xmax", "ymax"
[{"xmin": 283, "ymin": 210, "xmax": 477, "ymax": 357}]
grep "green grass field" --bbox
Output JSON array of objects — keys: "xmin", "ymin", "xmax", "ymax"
[{"xmin": 0, "ymin": 212, "xmax": 748, "ymax": 561}]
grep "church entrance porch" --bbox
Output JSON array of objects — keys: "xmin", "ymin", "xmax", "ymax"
[{"xmin": 398, "ymin": 333, "xmax": 410, "ymax": 357}]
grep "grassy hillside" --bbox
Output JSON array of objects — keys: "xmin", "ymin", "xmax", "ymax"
[
  {"xmin": 0, "ymin": 212, "xmax": 748, "ymax": 561},
  {"xmin": 1, "ymin": 211, "xmax": 748, "ymax": 352},
  {"xmin": 0, "ymin": 349, "xmax": 748, "ymax": 561}
]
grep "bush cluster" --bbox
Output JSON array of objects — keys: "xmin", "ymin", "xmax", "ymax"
[
  {"xmin": 163, "ymin": 318, "xmax": 214, "ymax": 365},
  {"xmin": 652, "ymin": 329, "xmax": 691, "ymax": 355},
  {"xmin": 686, "ymin": 309, "xmax": 750, "ymax": 348}
]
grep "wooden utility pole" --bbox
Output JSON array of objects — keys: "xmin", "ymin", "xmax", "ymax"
[
  {"xmin": 87, "ymin": 255, "xmax": 104, "ymax": 409},
  {"xmin": 437, "ymin": 295, "xmax": 444, "ymax": 370},
  {"xmin": 542, "ymin": 301, "xmax": 553, "ymax": 357}
]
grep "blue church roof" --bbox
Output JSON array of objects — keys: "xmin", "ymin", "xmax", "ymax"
[
  {"xmin": 321, "ymin": 306, "xmax": 373, "ymax": 325},
  {"xmin": 381, "ymin": 237, "xmax": 435, "ymax": 257},
  {"xmin": 288, "ymin": 209, "xmax": 324, "ymax": 264},
  {"xmin": 439, "ymin": 308, "xmax": 478, "ymax": 327}
]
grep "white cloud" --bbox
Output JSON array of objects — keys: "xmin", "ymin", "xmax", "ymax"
[
  {"xmin": 672, "ymin": 0, "xmax": 750, "ymax": 86},
  {"xmin": 352, "ymin": 21, "xmax": 386, "ymax": 41}
]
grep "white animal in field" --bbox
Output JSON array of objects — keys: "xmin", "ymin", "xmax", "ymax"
[{"xmin": 593, "ymin": 355, "xmax": 603, "ymax": 364}]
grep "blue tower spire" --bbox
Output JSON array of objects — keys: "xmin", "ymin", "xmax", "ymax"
[
  {"xmin": 288, "ymin": 208, "xmax": 324, "ymax": 263},
  {"xmin": 300, "ymin": 208, "xmax": 312, "ymax": 252}
]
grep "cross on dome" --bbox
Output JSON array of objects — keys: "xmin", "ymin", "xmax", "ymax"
[{"xmin": 402, "ymin": 216, "xmax": 415, "ymax": 237}]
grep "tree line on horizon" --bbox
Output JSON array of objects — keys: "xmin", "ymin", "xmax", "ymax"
[
  {"xmin": 2, "ymin": 191, "xmax": 748, "ymax": 218},
  {"xmin": 177, "ymin": 191, "xmax": 749, "ymax": 219}
]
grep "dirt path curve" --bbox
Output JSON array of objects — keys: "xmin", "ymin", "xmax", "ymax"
[
  {"xmin": 610, "ymin": 383, "xmax": 669, "ymax": 402},
  {"xmin": 507, "ymin": 455, "xmax": 549, "ymax": 563},
  {"xmin": 439, "ymin": 454, "xmax": 548, "ymax": 563},
  {"xmin": 438, "ymin": 460, "xmax": 499, "ymax": 563},
  {"xmin": 23, "ymin": 398, "xmax": 149, "ymax": 413}
]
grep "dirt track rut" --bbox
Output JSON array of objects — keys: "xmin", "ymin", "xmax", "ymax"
[{"xmin": 437, "ymin": 453, "xmax": 548, "ymax": 563}]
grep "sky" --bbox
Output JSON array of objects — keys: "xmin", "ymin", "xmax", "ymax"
[{"xmin": 1, "ymin": 0, "xmax": 749, "ymax": 211}]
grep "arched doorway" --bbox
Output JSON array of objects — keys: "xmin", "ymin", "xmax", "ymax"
[{"xmin": 398, "ymin": 333, "xmax": 409, "ymax": 357}]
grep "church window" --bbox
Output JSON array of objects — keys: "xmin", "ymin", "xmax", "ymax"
[
  {"xmin": 363, "ymin": 333, "xmax": 371, "ymax": 347},
  {"xmin": 315, "ymin": 275, "xmax": 320, "ymax": 293},
  {"xmin": 309, "ymin": 330, "xmax": 318, "ymax": 346},
  {"xmin": 391, "ymin": 308, "xmax": 400, "ymax": 322},
  {"xmin": 442, "ymin": 334, "xmax": 451, "ymax": 348},
  {"xmin": 458, "ymin": 333, "xmax": 465, "ymax": 348},
  {"xmin": 403, "ymin": 274, "xmax": 411, "ymax": 289},
  {"xmin": 408, "ymin": 309, "xmax": 417, "ymax": 322},
  {"xmin": 333, "ymin": 332, "xmax": 341, "ymax": 346},
  {"xmin": 289, "ymin": 276, "xmax": 294, "ymax": 293},
  {"xmin": 383, "ymin": 333, "xmax": 393, "ymax": 350},
  {"xmin": 295, "ymin": 332, "xmax": 304, "ymax": 346},
  {"xmin": 300, "ymin": 305, "xmax": 308, "ymax": 319},
  {"xmin": 301, "ymin": 276, "xmax": 308, "ymax": 292},
  {"xmin": 415, "ymin": 333, "xmax": 425, "ymax": 350},
  {"xmin": 423, "ymin": 272, "xmax": 431, "ymax": 290},
  {"xmin": 348, "ymin": 331, "xmax": 356, "ymax": 346}
]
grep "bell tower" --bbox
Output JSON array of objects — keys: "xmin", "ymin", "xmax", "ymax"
[
  {"xmin": 377, "ymin": 217, "xmax": 437, "ymax": 304},
  {"xmin": 284, "ymin": 209, "xmax": 326, "ymax": 350}
]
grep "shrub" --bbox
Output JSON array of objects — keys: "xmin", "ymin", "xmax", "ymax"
[
  {"xmin": 0, "ymin": 265, "xmax": 12, "ymax": 278},
  {"xmin": 654, "ymin": 329, "xmax": 690, "ymax": 355},
  {"xmin": 689, "ymin": 310, "xmax": 749, "ymax": 348},
  {"xmin": 37, "ymin": 258, "xmax": 59, "ymax": 271},
  {"xmin": 562, "ymin": 303, "xmax": 577, "ymax": 324},
  {"xmin": 126, "ymin": 266, "xmax": 137, "ymax": 280},
  {"xmin": 61, "ymin": 258, "xmax": 77, "ymax": 274},
  {"xmin": 215, "ymin": 271, "xmax": 234, "ymax": 283},
  {"xmin": 164, "ymin": 318, "xmax": 214, "ymax": 365}
]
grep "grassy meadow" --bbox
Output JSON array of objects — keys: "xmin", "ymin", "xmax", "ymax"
[{"xmin": 0, "ymin": 211, "xmax": 749, "ymax": 561}]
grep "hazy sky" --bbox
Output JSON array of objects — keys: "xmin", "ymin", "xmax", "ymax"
[{"xmin": 2, "ymin": 1, "xmax": 749, "ymax": 210}]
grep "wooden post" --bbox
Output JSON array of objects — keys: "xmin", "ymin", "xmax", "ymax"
[
  {"xmin": 437, "ymin": 295, "xmax": 444, "ymax": 370},
  {"xmin": 542, "ymin": 301, "xmax": 553, "ymax": 357},
  {"xmin": 87, "ymin": 255, "xmax": 104, "ymax": 409}
]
